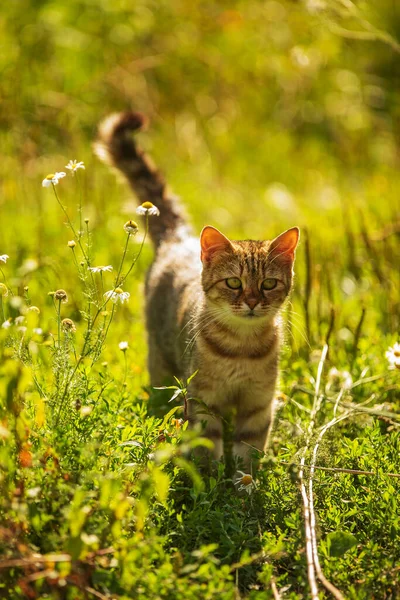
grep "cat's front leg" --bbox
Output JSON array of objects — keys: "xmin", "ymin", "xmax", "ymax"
[
  {"xmin": 233, "ymin": 396, "xmax": 275, "ymax": 472},
  {"xmin": 187, "ymin": 390, "xmax": 224, "ymax": 463}
]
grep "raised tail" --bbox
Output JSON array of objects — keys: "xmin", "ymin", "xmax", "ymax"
[{"xmin": 94, "ymin": 111, "xmax": 191, "ymax": 246}]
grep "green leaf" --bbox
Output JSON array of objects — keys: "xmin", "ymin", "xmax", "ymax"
[
  {"xmin": 152, "ymin": 466, "xmax": 170, "ymax": 504},
  {"xmin": 120, "ymin": 440, "xmax": 142, "ymax": 447},
  {"xmin": 153, "ymin": 385, "xmax": 179, "ymax": 390},
  {"xmin": 161, "ymin": 406, "xmax": 181, "ymax": 429},
  {"xmin": 327, "ymin": 531, "xmax": 357, "ymax": 557},
  {"xmin": 66, "ymin": 536, "xmax": 84, "ymax": 561},
  {"xmin": 169, "ymin": 388, "xmax": 183, "ymax": 403},
  {"xmin": 187, "ymin": 370, "xmax": 198, "ymax": 385},
  {"xmin": 174, "ymin": 457, "xmax": 205, "ymax": 493}
]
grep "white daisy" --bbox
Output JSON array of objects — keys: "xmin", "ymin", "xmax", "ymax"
[
  {"xmin": 136, "ymin": 201, "xmax": 160, "ymax": 216},
  {"xmin": 0, "ymin": 255, "xmax": 9, "ymax": 263},
  {"xmin": 386, "ymin": 342, "xmax": 400, "ymax": 370},
  {"xmin": 88, "ymin": 265, "xmax": 113, "ymax": 273},
  {"xmin": 1, "ymin": 319, "xmax": 12, "ymax": 330},
  {"xmin": 119, "ymin": 341, "xmax": 129, "ymax": 351},
  {"xmin": 234, "ymin": 471, "xmax": 257, "ymax": 495},
  {"xmin": 327, "ymin": 367, "xmax": 353, "ymax": 390},
  {"xmin": 15, "ymin": 316, "xmax": 25, "ymax": 325},
  {"xmin": 104, "ymin": 288, "xmax": 130, "ymax": 304},
  {"xmin": 42, "ymin": 172, "xmax": 66, "ymax": 187},
  {"xmin": 65, "ymin": 159, "xmax": 85, "ymax": 173}
]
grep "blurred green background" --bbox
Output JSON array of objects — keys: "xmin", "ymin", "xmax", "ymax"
[{"xmin": 1, "ymin": 0, "xmax": 399, "ymax": 342}]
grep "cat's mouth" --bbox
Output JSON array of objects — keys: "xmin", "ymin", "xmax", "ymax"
[
  {"xmin": 242, "ymin": 311, "xmax": 262, "ymax": 319},
  {"xmin": 228, "ymin": 310, "xmax": 269, "ymax": 324}
]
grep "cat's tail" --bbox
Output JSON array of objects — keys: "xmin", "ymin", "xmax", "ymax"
[{"xmin": 94, "ymin": 111, "xmax": 191, "ymax": 247}]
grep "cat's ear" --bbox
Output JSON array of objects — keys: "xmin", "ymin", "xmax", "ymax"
[
  {"xmin": 200, "ymin": 226, "xmax": 232, "ymax": 262},
  {"xmin": 269, "ymin": 227, "xmax": 300, "ymax": 261}
]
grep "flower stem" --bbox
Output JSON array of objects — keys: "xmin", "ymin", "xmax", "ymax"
[
  {"xmin": 76, "ymin": 172, "xmax": 83, "ymax": 241},
  {"xmin": 85, "ymin": 220, "xmax": 91, "ymax": 266},
  {"xmin": 119, "ymin": 216, "xmax": 149, "ymax": 286},
  {"xmin": 0, "ymin": 297, "xmax": 5, "ymax": 323},
  {"xmin": 57, "ymin": 299, "xmax": 62, "ymax": 348},
  {"xmin": 52, "ymin": 184, "xmax": 92, "ymax": 273},
  {"xmin": 119, "ymin": 351, "xmax": 128, "ymax": 399},
  {"xmin": 115, "ymin": 233, "xmax": 131, "ymax": 287}
]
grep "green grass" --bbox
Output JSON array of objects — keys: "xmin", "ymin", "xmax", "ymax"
[{"xmin": 1, "ymin": 0, "xmax": 400, "ymax": 598}]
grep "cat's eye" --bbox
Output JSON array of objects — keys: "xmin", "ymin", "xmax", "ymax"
[
  {"xmin": 226, "ymin": 277, "xmax": 242, "ymax": 290},
  {"xmin": 262, "ymin": 278, "xmax": 278, "ymax": 290}
]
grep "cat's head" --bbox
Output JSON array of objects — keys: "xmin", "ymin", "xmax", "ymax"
[{"xmin": 200, "ymin": 225, "xmax": 299, "ymax": 326}]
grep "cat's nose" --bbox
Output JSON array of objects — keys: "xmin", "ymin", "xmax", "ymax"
[{"xmin": 245, "ymin": 298, "xmax": 258, "ymax": 310}]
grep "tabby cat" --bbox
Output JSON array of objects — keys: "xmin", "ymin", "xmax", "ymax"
[{"xmin": 95, "ymin": 112, "xmax": 299, "ymax": 471}]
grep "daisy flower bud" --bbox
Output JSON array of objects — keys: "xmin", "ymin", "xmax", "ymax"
[
  {"xmin": 0, "ymin": 254, "xmax": 9, "ymax": 264},
  {"xmin": 119, "ymin": 341, "xmax": 129, "ymax": 352},
  {"xmin": 124, "ymin": 220, "xmax": 139, "ymax": 234},
  {"xmin": 62, "ymin": 318, "xmax": 76, "ymax": 333},
  {"xmin": 54, "ymin": 289, "xmax": 68, "ymax": 303},
  {"xmin": 68, "ymin": 240, "xmax": 76, "ymax": 248}
]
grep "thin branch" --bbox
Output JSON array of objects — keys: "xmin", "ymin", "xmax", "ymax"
[
  {"xmin": 271, "ymin": 578, "xmax": 282, "ymax": 600},
  {"xmin": 281, "ymin": 461, "xmax": 400, "ymax": 480},
  {"xmin": 351, "ymin": 307, "xmax": 366, "ymax": 367},
  {"xmin": 325, "ymin": 307, "xmax": 335, "ymax": 347},
  {"xmin": 297, "ymin": 343, "xmax": 329, "ymax": 599},
  {"xmin": 302, "ymin": 228, "xmax": 312, "ymax": 344},
  {"xmin": 327, "ymin": 0, "xmax": 400, "ymax": 54},
  {"xmin": 83, "ymin": 586, "xmax": 111, "ymax": 600},
  {"xmin": 0, "ymin": 553, "xmax": 71, "ymax": 569},
  {"xmin": 309, "ymin": 413, "xmax": 349, "ymax": 600}
]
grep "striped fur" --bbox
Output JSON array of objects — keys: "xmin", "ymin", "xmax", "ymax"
[{"xmin": 95, "ymin": 111, "xmax": 299, "ymax": 472}]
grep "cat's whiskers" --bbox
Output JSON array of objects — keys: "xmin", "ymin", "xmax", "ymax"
[
  {"xmin": 183, "ymin": 305, "xmax": 223, "ymax": 337},
  {"xmin": 284, "ymin": 311, "xmax": 311, "ymax": 349},
  {"xmin": 183, "ymin": 308, "xmax": 225, "ymax": 355}
]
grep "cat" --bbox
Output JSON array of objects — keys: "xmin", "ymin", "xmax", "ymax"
[{"xmin": 95, "ymin": 111, "xmax": 299, "ymax": 472}]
